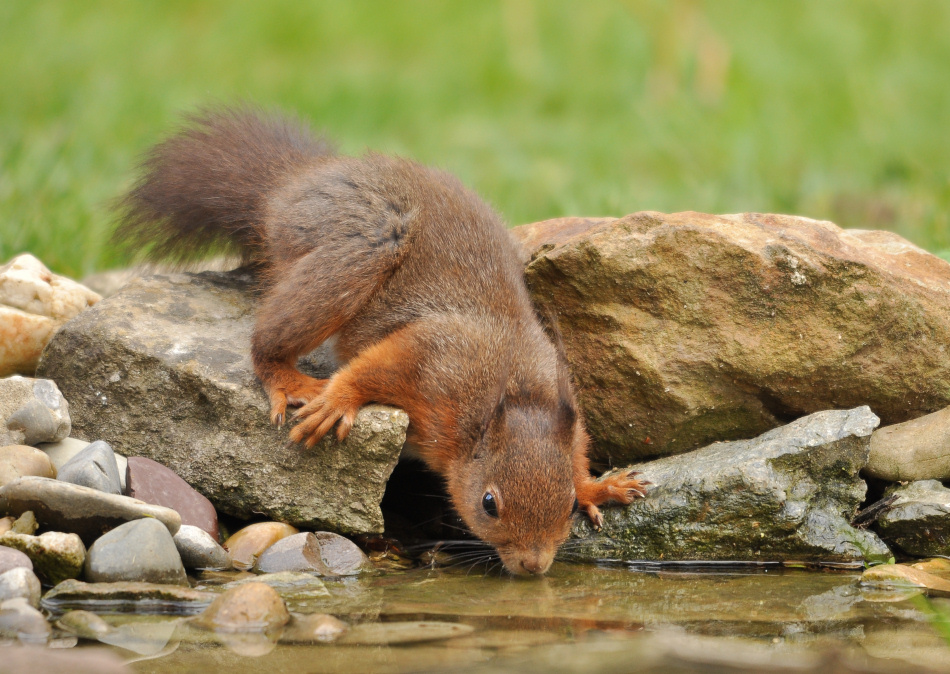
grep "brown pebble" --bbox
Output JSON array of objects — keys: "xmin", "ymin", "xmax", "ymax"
[
  {"xmin": 223, "ymin": 522, "xmax": 298, "ymax": 570},
  {"xmin": 191, "ymin": 581, "xmax": 290, "ymax": 633},
  {"xmin": 0, "ymin": 445, "xmax": 56, "ymax": 487}
]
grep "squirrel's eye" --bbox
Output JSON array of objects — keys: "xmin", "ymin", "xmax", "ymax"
[
  {"xmin": 571, "ymin": 498, "xmax": 579, "ymax": 515},
  {"xmin": 482, "ymin": 492, "xmax": 499, "ymax": 518}
]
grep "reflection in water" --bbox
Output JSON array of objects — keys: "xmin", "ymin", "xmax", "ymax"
[{"xmin": 89, "ymin": 565, "xmax": 949, "ymax": 673}]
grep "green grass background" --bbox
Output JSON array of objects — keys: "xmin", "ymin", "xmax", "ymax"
[{"xmin": 2, "ymin": 1, "xmax": 949, "ymax": 278}]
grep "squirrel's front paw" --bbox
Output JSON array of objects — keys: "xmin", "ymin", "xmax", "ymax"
[
  {"xmin": 599, "ymin": 469, "xmax": 651, "ymax": 504},
  {"xmin": 288, "ymin": 386, "xmax": 361, "ymax": 448}
]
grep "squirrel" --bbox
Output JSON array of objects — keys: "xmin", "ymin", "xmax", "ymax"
[{"xmin": 115, "ymin": 105, "xmax": 648, "ymax": 575}]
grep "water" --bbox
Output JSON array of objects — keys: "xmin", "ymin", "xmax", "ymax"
[{"xmin": 55, "ymin": 563, "xmax": 950, "ymax": 673}]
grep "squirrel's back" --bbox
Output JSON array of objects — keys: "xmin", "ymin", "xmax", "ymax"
[{"xmin": 115, "ymin": 106, "xmax": 335, "ymax": 265}]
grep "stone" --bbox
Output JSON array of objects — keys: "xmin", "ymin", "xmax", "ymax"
[
  {"xmin": 0, "ymin": 517, "xmax": 12, "ymax": 535},
  {"xmin": 84, "ymin": 518, "xmax": 187, "ymax": 585},
  {"xmin": 224, "ymin": 571, "xmax": 329, "ymax": 596},
  {"xmin": 191, "ymin": 582, "xmax": 290, "ymax": 633},
  {"xmin": 0, "ymin": 253, "xmax": 100, "ymax": 376},
  {"xmin": 0, "ymin": 531, "xmax": 85, "ymax": 584},
  {"xmin": 337, "ymin": 621, "xmax": 474, "ymax": 646},
  {"xmin": 37, "ymin": 270, "xmax": 408, "ymax": 533},
  {"xmin": 0, "ymin": 376, "xmax": 70, "ymax": 446},
  {"xmin": 0, "ymin": 567, "xmax": 41, "ymax": 607},
  {"xmin": 55, "ymin": 609, "xmax": 114, "ymax": 640},
  {"xmin": 255, "ymin": 531, "xmax": 369, "ymax": 576},
  {"xmin": 10, "ymin": 510, "xmax": 37, "ymax": 535},
  {"xmin": 224, "ymin": 521, "xmax": 298, "ymax": 571},
  {"xmin": 514, "ymin": 213, "xmax": 950, "ymax": 463},
  {"xmin": 127, "ymin": 456, "xmax": 219, "ymax": 539},
  {"xmin": 0, "ymin": 545, "xmax": 32, "ymax": 573},
  {"xmin": 874, "ymin": 480, "xmax": 950, "ymax": 557},
  {"xmin": 866, "ymin": 405, "xmax": 950, "ymax": 481},
  {"xmin": 0, "ymin": 445, "xmax": 56, "ymax": 486},
  {"xmin": 39, "ymin": 437, "xmax": 128, "ymax": 492},
  {"xmin": 174, "ymin": 524, "xmax": 231, "ymax": 570},
  {"xmin": 57, "ymin": 440, "xmax": 122, "ymax": 495},
  {"xmin": 280, "ymin": 613, "xmax": 348, "ymax": 643},
  {"xmin": 911, "ymin": 557, "xmax": 950, "ymax": 577},
  {"xmin": 42, "ymin": 579, "xmax": 214, "ymax": 613},
  {"xmin": 861, "ymin": 563, "xmax": 950, "ymax": 597},
  {"xmin": 0, "ymin": 476, "xmax": 180, "ymax": 544},
  {"xmin": 0, "ymin": 596, "xmax": 51, "ymax": 643},
  {"xmin": 569, "ymin": 407, "xmax": 891, "ymax": 563}
]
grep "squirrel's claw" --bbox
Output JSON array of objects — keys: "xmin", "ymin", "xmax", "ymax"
[
  {"xmin": 288, "ymin": 386, "xmax": 361, "ymax": 448},
  {"xmin": 583, "ymin": 504, "xmax": 604, "ymax": 531},
  {"xmin": 268, "ymin": 391, "xmax": 288, "ymax": 427}
]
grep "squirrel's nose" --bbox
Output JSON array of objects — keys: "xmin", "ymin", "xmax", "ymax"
[{"xmin": 521, "ymin": 558, "xmax": 544, "ymax": 575}]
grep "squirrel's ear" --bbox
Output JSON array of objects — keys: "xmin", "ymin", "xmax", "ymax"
[{"xmin": 470, "ymin": 385, "xmax": 507, "ymax": 453}]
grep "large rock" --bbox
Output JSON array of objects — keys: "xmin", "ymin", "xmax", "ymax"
[
  {"xmin": 514, "ymin": 213, "xmax": 950, "ymax": 462},
  {"xmin": 874, "ymin": 480, "xmax": 950, "ymax": 557},
  {"xmin": 568, "ymin": 407, "xmax": 891, "ymax": 563},
  {"xmin": 0, "ymin": 376, "xmax": 70, "ymax": 447},
  {"xmin": 37, "ymin": 270, "xmax": 408, "ymax": 533},
  {"xmin": 0, "ymin": 253, "xmax": 100, "ymax": 376}
]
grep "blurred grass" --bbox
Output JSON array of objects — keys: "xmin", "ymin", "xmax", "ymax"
[{"xmin": 1, "ymin": 1, "xmax": 949, "ymax": 277}]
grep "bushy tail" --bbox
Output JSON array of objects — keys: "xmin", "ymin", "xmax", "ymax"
[{"xmin": 114, "ymin": 104, "xmax": 335, "ymax": 264}]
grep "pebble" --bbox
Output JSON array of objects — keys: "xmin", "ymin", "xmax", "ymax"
[
  {"xmin": 39, "ymin": 437, "xmax": 129, "ymax": 491},
  {"xmin": 0, "ymin": 545, "xmax": 32, "ymax": 575},
  {"xmin": 0, "ymin": 376, "xmax": 70, "ymax": 446},
  {"xmin": 127, "ymin": 456, "xmax": 219, "ymax": 539},
  {"xmin": 41, "ymin": 579, "xmax": 215, "ymax": 613},
  {"xmin": 310, "ymin": 531, "xmax": 371, "ymax": 575},
  {"xmin": 174, "ymin": 524, "xmax": 231, "ymax": 570},
  {"xmin": 56, "ymin": 609, "xmax": 114, "ymax": 640},
  {"xmin": 280, "ymin": 613, "xmax": 348, "ymax": 643},
  {"xmin": 0, "ymin": 516, "xmax": 12, "ymax": 534},
  {"xmin": 0, "ymin": 531, "xmax": 85, "ymax": 584},
  {"xmin": 0, "ymin": 445, "xmax": 56, "ymax": 486},
  {"xmin": 57, "ymin": 440, "xmax": 123, "ymax": 495},
  {"xmin": 191, "ymin": 581, "xmax": 290, "ymax": 633},
  {"xmin": 337, "ymin": 621, "xmax": 474, "ymax": 646},
  {"xmin": 0, "ymin": 567, "xmax": 42, "ymax": 607},
  {"xmin": 223, "ymin": 521, "xmax": 298, "ymax": 570},
  {"xmin": 0, "ymin": 475, "xmax": 180, "ymax": 544},
  {"xmin": 84, "ymin": 518, "xmax": 187, "ymax": 585},
  {"xmin": 0, "ymin": 596, "xmax": 51, "ymax": 643},
  {"xmin": 11, "ymin": 510, "xmax": 37, "ymax": 534},
  {"xmin": 255, "ymin": 531, "xmax": 369, "ymax": 576}
]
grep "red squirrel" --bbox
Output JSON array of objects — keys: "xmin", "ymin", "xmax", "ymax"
[{"xmin": 116, "ymin": 106, "xmax": 648, "ymax": 575}]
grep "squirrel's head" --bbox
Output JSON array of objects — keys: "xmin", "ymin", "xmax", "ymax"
[{"xmin": 446, "ymin": 396, "xmax": 579, "ymax": 577}]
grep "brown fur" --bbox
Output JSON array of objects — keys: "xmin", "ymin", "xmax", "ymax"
[{"xmin": 115, "ymin": 105, "xmax": 647, "ymax": 575}]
